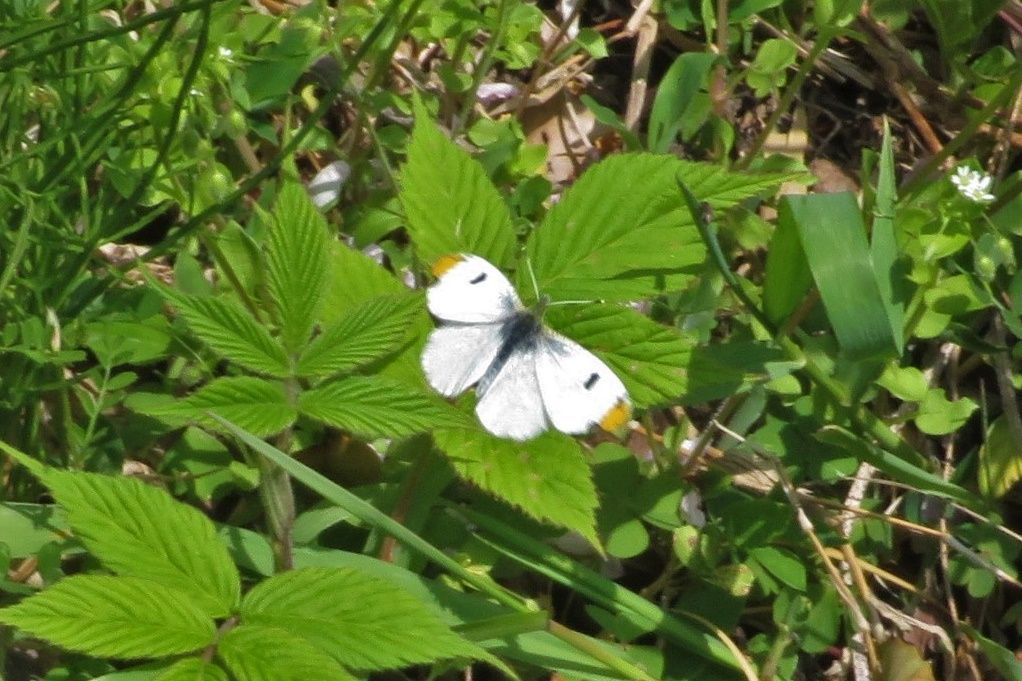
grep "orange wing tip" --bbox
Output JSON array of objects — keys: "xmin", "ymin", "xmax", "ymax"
[
  {"xmin": 431, "ymin": 254, "xmax": 465, "ymax": 277},
  {"xmin": 599, "ymin": 399, "xmax": 631, "ymax": 432}
]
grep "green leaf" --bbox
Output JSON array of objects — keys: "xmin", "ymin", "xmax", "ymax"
[
  {"xmin": 762, "ymin": 214, "xmax": 812, "ymax": 326},
  {"xmin": 523, "ymin": 154, "xmax": 704, "ymax": 302},
  {"xmin": 915, "ymin": 389, "xmax": 977, "ymax": 435},
  {"xmin": 979, "ymin": 415, "xmax": 1022, "ymax": 499},
  {"xmin": 877, "ymin": 365, "xmax": 929, "ymax": 402},
  {"xmin": 266, "ymin": 182, "xmax": 332, "ymax": 352},
  {"xmin": 297, "ymin": 294, "xmax": 422, "ymax": 378},
  {"xmin": 298, "ymin": 376, "xmax": 469, "ymax": 438},
  {"xmin": 218, "ymin": 625, "xmax": 357, "ymax": 681},
  {"xmin": 648, "ymin": 53, "xmax": 717, "ymax": 152},
  {"xmin": 157, "ymin": 658, "xmax": 229, "ymax": 681},
  {"xmin": 434, "ymin": 427, "xmax": 599, "ymax": 546},
  {"xmin": 779, "ymin": 193, "xmax": 899, "ymax": 359},
  {"xmin": 747, "ymin": 546, "xmax": 807, "ymax": 591},
  {"xmin": 40, "ymin": 467, "xmax": 240, "ymax": 617},
  {"xmin": 321, "ymin": 244, "xmax": 408, "ymax": 322},
  {"xmin": 683, "ymin": 341, "xmax": 801, "ymax": 404},
  {"xmin": 871, "ymin": 120, "xmax": 906, "ymax": 353},
  {"xmin": 158, "ymin": 287, "xmax": 290, "ymax": 376},
  {"xmin": 401, "ymin": 97, "xmax": 517, "ymax": 268},
  {"xmin": 0, "ymin": 502, "xmax": 66, "ymax": 558},
  {"xmin": 241, "ymin": 566, "xmax": 491, "ymax": 671},
  {"xmin": 961, "ymin": 622, "xmax": 1022, "ymax": 681},
  {"xmin": 876, "ymin": 638, "xmax": 936, "ymax": 681},
  {"xmin": 0, "ymin": 575, "xmax": 214, "ymax": 658},
  {"xmin": 135, "ymin": 376, "xmax": 297, "ymax": 437},
  {"xmin": 546, "ymin": 304, "xmax": 692, "ymax": 407}
]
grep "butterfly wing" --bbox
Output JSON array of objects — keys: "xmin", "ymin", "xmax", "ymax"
[
  {"xmin": 475, "ymin": 343, "xmax": 549, "ymax": 441},
  {"xmin": 535, "ymin": 331, "xmax": 631, "ymax": 435},
  {"xmin": 426, "ymin": 254, "xmax": 521, "ymax": 323},
  {"xmin": 421, "ymin": 323, "xmax": 505, "ymax": 397}
]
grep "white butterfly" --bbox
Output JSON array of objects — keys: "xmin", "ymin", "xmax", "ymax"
[{"xmin": 421, "ymin": 253, "xmax": 631, "ymax": 441}]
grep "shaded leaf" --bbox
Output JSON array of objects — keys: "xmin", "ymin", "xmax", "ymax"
[
  {"xmin": 877, "ymin": 638, "xmax": 936, "ymax": 681},
  {"xmin": 0, "ymin": 575, "xmax": 214, "ymax": 658},
  {"xmin": 241, "ymin": 567, "xmax": 491, "ymax": 671},
  {"xmin": 299, "ymin": 376, "xmax": 469, "ymax": 438},
  {"xmin": 266, "ymin": 182, "xmax": 331, "ymax": 351},
  {"xmin": 434, "ymin": 427, "xmax": 599, "ymax": 546}
]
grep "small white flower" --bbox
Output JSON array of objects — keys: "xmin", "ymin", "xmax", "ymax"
[
  {"xmin": 218, "ymin": 46, "xmax": 234, "ymax": 60},
  {"xmin": 950, "ymin": 166, "xmax": 995, "ymax": 203},
  {"xmin": 189, "ymin": 87, "xmax": 204, "ymax": 96}
]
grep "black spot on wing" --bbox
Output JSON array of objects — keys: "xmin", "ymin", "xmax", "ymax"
[
  {"xmin": 469, "ymin": 272, "xmax": 487, "ymax": 284},
  {"xmin": 583, "ymin": 372, "xmax": 600, "ymax": 390}
]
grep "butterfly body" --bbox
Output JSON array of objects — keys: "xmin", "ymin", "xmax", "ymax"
[{"xmin": 421, "ymin": 254, "xmax": 631, "ymax": 441}]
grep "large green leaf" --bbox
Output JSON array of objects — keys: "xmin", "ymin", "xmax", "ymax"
[
  {"xmin": 779, "ymin": 193, "xmax": 900, "ymax": 359},
  {"xmin": 0, "ymin": 575, "xmax": 214, "ymax": 658},
  {"xmin": 159, "ymin": 287, "xmax": 290, "ymax": 377},
  {"xmin": 157, "ymin": 658, "xmax": 229, "ymax": 681},
  {"xmin": 298, "ymin": 376, "xmax": 469, "ymax": 438},
  {"xmin": 321, "ymin": 244, "xmax": 408, "ymax": 322},
  {"xmin": 266, "ymin": 182, "xmax": 331, "ymax": 352},
  {"xmin": 546, "ymin": 304, "xmax": 692, "ymax": 407},
  {"xmin": 400, "ymin": 97, "xmax": 517, "ymax": 268},
  {"xmin": 134, "ymin": 376, "xmax": 298, "ymax": 437},
  {"xmin": 240, "ymin": 566, "xmax": 490, "ymax": 671},
  {"xmin": 523, "ymin": 155, "xmax": 799, "ymax": 302},
  {"xmin": 40, "ymin": 467, "xmax": 241, "ymax": 617},
  {"xmin": 434, "ymin": 427, "xmax": 599, "ymax": 547},
  {"xmin": 871, "ymin": 121, "xmax": 905, "ymax": 353},
  {"xmin": 218, "ymin": 625, "xmax": 357, "ymax": 681},
  {"xmin": 297, "ymin": 293, "xmax": 422, "ymax": 378}
]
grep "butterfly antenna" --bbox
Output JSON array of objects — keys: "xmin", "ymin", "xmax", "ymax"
[{"xmin": 525, "ymin": 256, "xmax": 541, "ymax": 301}]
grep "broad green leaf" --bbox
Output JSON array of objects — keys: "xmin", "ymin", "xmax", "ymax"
[
  {"xmin": 297, "ymin": 293, "xmax": 422, "ymax": 378},
  {"xmin": 961, "ymin": 622, "xmax": 1022, "ymax": 681},
  {"xmin": 762, "ymin": 215, "xmax": 812, "ymax": 326},
  {"xmin": 914, "ymin": 389, "xmax": 977, "ymax": 435},
  {"xmin": 648, "ymin": 53, "xmax": 717, "ymax": 152},
  {"xmin": 40, "ymin": 467, "xmax": 240, "ymax": 617},
  {"xmin": 218, "ymin": 625, "xmax": 357, "ymax": 681},
  {"xmin": 241, "ymin": 566, "xmax": 490, "ymax": 671},
  {"xmin": 136, "ymin": 377, "xmax": 297, "ymax": 437},
  {"xmin": 401, "ymin": 97, "xmax": 517, "ymax": 268},
  {"xmin": 747, "ymin": 546, "xmax": 807, "ymax": 591},
  {"xmin": 159, "ymin": 287, "xmax": 290, "ymax": 377},
  {"xmin": 321, "ymin": 244, "xmax": 407, "ymax": 322},
  {"xmin": 266, "ymin": 182, "xmax": 331, "ymax": 351},
  {"xmin": 683, "ymin": 341, "xmax": 802, "ymax": 404},
  {"xmin": 546, "ymin": 304, "xmax": 692, "ymax": 407},
  {"xmin": 434, "ymin": 427, "xmax": 599, "ymax": 546},
  {"xmin": 158, "ymin": 658, "xmax": 229, "ymax": 681},
  {"xmin": 0, "ymin": 575, "xmax": 214, "ymax": 658},
  {"xmin": 523, "ymin": 154, "xmax": 704, "ymax": 302},
  {"xmin": 299, "ymin": 376, "xmax": 469, "ymax": 438},
  {"xmin": 779, "ymin": 193, "xmax": 899, "ymax": 359},
  {"xmin": 979, "ymin": 415, "xmax": 1022, "ymax": 499},
  {"xmin": 877, "ymin": 365, "xmax": 929, "ymax": 402}
]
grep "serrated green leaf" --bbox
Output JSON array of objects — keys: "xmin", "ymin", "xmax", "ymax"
[
  {"xmin": 297, "ymin": 294, "xmax": 422, "ymax": 378},
  {"xmin": 434, "ymin": 427, "xmax": 599, "ymax": 546},
  {"xmin": 241, "ymin": 566, "xmax": 491, "ymax": 671},
  {"xmin": 40, "ymin": 468, "xmax": 240, "ymax": 617},
  {"xmin": 218, "ymin": 625, "xmax": 357, "ymax": 681},
  {"xmin": 298, "ymin": 376, "xmax": 469, "ymax": 438},
  {"xmin": 157, "ymin": 658, "xmax": 229, "ymax": 681},
  {"xmin": 546, "ymin": 304, "xmax": 692, "ymax": 407},
  {"xmin": 522, "ymin": 155, "xmax": 799, "ymax": 302},
  {"xmin": 401, "ymin": 97, "xmax": 517, "ymax": 268},
  {"xmin": 135, "ymin": 377, "xmax": 297, "ymax": 437},
  {"xmin": 159, "ymin": 288, "xmax": 290, "ymax": 376},
  {"xmin": 0, "ymin": 575, "xmax": 214, "ymax": 658},
  {"xmin": 321, "ymin": 244, "xmax": 407, "ymax": 322},
  {"xmin": 266, "ymin": 183, "xmax": 331, "ymax": 351}
]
